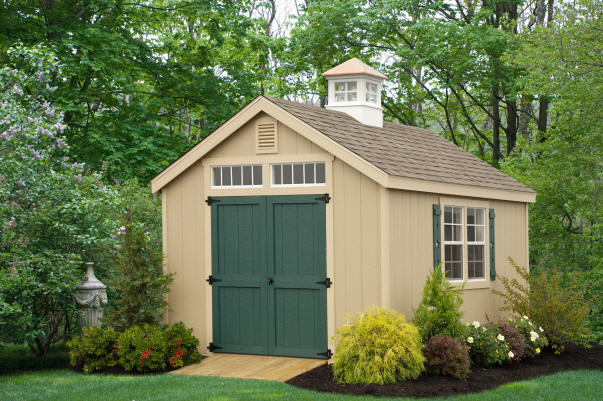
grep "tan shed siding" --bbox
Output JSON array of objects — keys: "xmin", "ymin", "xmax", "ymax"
[
  {"xmin": 162, "ymin": 161, "xmax": 206, "ymax": 347},
  {"xmin": 388, "ymin": 190, "xmax": 529, "ymax": 323},
  {"xmin": 332, "ymin": 159, "xmax": 381, "ymax": 328},
  {"xmin": 388, "ymin": 189, "xmax": 438, "ymax": 319}
]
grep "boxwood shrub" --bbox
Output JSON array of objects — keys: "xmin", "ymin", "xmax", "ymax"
[
  {"xmin": 67, "ymin": 326, "xmax": 119, "ymax": 373},
  {"xmin": 332, "ymin": 307, "xmax": 425, "ymax": 384}
]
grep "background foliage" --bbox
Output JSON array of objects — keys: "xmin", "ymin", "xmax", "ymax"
[{"xmin": 0, "ymin": 0, "xmax": 600, "ymax": 352}]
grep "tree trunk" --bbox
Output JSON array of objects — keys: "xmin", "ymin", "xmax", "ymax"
[
  {"xmin": 518, "ymin": 95, "xmax": 532, "ymax": 138},
  {"xmin": 538, "ymin": 97, "xmax": 549, "ymax": 141},
  {"xmin": 491, "ymin": 88, "xmax": 501, "ymax": 166},
  {"xmin": 506, "ymin": 99, "xmax": 518, "ymax": 154}
]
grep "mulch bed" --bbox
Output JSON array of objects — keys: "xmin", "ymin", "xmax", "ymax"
[{"xmin": 286, "ymin": 343, "xmax": 603, "ymax": 398}]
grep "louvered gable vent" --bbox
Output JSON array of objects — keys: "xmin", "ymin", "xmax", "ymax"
[{"xmin": 256, "ymin": 116, "xmax": 278, "ymax": 154}]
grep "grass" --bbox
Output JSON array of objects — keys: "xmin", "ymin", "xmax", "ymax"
[{"xmin": 0, "ymin": 369, "xmax": 601, "ymax": 401}]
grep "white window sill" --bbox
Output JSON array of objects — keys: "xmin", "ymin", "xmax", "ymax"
[{"xmin": 448, "ymin": 279, "xmax": 491, "ymax": 290}]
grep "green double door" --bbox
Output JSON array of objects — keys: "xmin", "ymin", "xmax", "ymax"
[{"xmin": 209, "ymin": 195, "xmax": 328, "ymax": 359}]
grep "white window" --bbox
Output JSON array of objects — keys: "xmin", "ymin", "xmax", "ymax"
[
  {"xmin": 443, "ymin": 205, "xmax": 487, "ymax": 281},
  {"xmin": 444, "ymin": 206, "xmax": 464, "ymax": 280},
  {"xmin": 334, "ymin": 81, "xmax": 357, "ymax": 102},
  {"xmin": 212, "ymin": 165, "xmax": 262, "ymax": 188},
  {"xmin": 467, "ymin": 208, "xmax": 486, "ymax": 280},
  {"xmin": 365, "ymin": 81, "xmax": 378, "ymax": 103},
  {"xmin": 272, "ymin": 162, "xmax": 326, "ymax": 186}
]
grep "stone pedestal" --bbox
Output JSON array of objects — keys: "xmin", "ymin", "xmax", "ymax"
[{"xmin": 75, "ymin": 262, "xmax": 107, "ymax": 328}]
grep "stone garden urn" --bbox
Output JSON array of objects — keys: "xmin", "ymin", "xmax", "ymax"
[{"xmin": 75, "ymin": 262, "xmax": 108, "ymax": 328}]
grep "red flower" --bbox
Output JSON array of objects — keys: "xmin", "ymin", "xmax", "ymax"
[
  {"xmin": 113, "ymin": 342, "xmax": 119, "ymax": 349},
  {"xmin": 140, "ymin": 349, "xmax": 152, "ymax": 359},
  {"xmin": 169, "ymin": 356, "xmax": 178, "ymax": 367},
  {"xmin": 174, "ymin": 348, "xmax": 184, "ymax": 359},
  {"xmin": 174, "ymin": 339, "xmax": 182, "ymax": 347},
  {"xmin": 149, "ymin": 341, "xmax": 153, "ymax": 345},
  {"xmin": 167, "ymin": 334, "xmax": 171, "ymax": 339}
]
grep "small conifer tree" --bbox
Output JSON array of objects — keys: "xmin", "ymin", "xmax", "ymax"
[
  {"xmin": 413, "ymin": 267, "xmax": 466, "ymax": 341},
  {"xmin": 103, "ymin": 210, "xmax": 173, "ymax": 330}
]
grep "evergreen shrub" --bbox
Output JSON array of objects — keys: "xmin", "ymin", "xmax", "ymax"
[
  {"xmin": 67, "ymin": 326, "xmax": 118, "ymax": 373},
  {"xmin": 332, "ymin": 307, "xmax": 425, "ymax": 384},
  {"xmin": 166, "ymin": 322, "xmax": 202, "ymax": 368},
  {"xmin": 116, "ymin": 324, "xmax": 168, "ymax": 373},
  {"xmin": 412, "ymin": 268, "xmax": 466, "ymax": 341}
]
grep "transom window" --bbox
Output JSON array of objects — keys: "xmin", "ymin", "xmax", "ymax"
[
  {"xmin": 212, "ymin": 165, "xmax": 262, "ymax": 188},
  {"xmin": 443, "ymin": 205, "xmax": 486, "ymax": 281},
  {"xmin": 334, "ymin": 81, "xmax": 357, "ymax": 102},
  {"xmin": 365, "ymin": 81, "xmax": 378, "ymax": 103},
  {"xmin": 272, "ymin": 162, "xmax": 326, "ymax": 186}
]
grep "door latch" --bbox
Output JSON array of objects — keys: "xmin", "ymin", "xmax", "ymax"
[
  {"xmin": 206, "ymin": 275, "xmax": 222, "ymax": 285},
  {"xmin": 315, "ymin": 277, "xmax": 332, "ymax": 288}
]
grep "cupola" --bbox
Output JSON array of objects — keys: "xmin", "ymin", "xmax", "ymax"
[{"xmin": 322, "ymin": 58, "xmax": 387, "ymax": 127}]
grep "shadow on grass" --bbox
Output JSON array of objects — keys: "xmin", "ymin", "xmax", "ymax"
[{"xmin": 0, "ymin": 343, "xmax": 70, "ymax": 374}]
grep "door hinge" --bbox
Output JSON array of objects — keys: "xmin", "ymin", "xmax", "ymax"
[
  {"xmin": 206, "ymin": 275, "xmax": 222, "ymax": 285},
  {"xmin": 317, "ymin": 349, "xmax": 332, "ymax": 359},
  {"xmin": 316, "ymin": 277, "xmax": 332, "ymax": 288},
  {"xmin": 206, "ymin": 196, "xmax": 220, "ymax": 206},
  {"xmin": 207, "ymin": 342, "xmax": 222, "ymax": 352},
  {"xmin": 315, "ymin": 193, "xmax": 331, "ymax": 204}
]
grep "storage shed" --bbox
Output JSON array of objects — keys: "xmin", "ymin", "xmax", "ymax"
[{"xmin": 151, "ymin": 58, "xmax": 536, "ymax": 359}]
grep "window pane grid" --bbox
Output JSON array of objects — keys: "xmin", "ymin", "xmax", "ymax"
[
  {"xmin": 272, "ymin": 162, "xmax": 326, "ymax": 186},
  {"xmin": 443, "ymin": 205, "xmax": 487, "ymax": 281},
  {"xmin": 211, "ymin": 165, "xmax": 262, "ymax": 188},
  {"xmin": 334, "ymin": 81, "xmax": 357, "ymax": 102}
]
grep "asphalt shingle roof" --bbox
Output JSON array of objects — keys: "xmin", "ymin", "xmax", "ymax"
[{"xmin": 265, "ymin": 96, "xmax": 534, "ymax": 194}]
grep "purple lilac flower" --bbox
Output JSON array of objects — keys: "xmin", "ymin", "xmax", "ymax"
[
  {"xmin": 16, "ymin": 179, "xmax": 26, "ymax": 187},
  {"xmin": 74, "ymin": 174, "xmax": 83, "ymax": 185},
  {"xmin": 31, "ymin": 150, "xmax": 41, "ymax": 160},
  {"xmin": 9, "ymin": 125, "xmax": 19, "ymax": 134},
  {"xmin": 56, "ymin": 138, "xmax": 66, "ymax": 148},
  {"xmin": 12, "ymin": 86, "xmax": 23, "ymax": 96},
  {"xmin": 1, "ymin": 132, "xmax": 14, "ymax": 140},
  {"xmin": 55, "ymin": 123, "xmax": 66, "ymax": 133}
]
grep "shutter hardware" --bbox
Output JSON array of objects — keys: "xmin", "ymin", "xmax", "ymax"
[
  {"xmin": 317, "ymin": 349, "xmax": 332, "ymax": 359},
  {"xmin": 315, "ymin": 193, "xmax": 331, "ymax": 204},
  {"xmin": 316, "ymin": 277, "xmax": 332, "ymax": 288},
  {"xmin": 206, "ymin": 196, "xmax": 220, "ymax": 205},
  {"xmin": 207, "ymin": 342, "xmax": 222, "ymax": 352},
  {"xmin": 206, "ymin": 275, "xmax": 222, "ymax": 285}
]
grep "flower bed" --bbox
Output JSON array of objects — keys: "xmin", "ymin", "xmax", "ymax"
[{"xmin": 287, "ymin": 343, "xmax": 603, "ymax": 398}]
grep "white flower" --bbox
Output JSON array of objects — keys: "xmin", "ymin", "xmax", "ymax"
[
  {"xmin": 467, "ymin": 337, "xmax": 474, "ymax": 344},
  {"xmin": 482, "ymin": 326, "xmax": 487, "ymax": 332},
  {"xmin": 497, "ymin": 334, "xmax": 505, "ymax": 341},
  {"xmin": 472, "ymin": 321, "xmax": 480, "ymax": 329},
  {"xmin": 539, "ymin": 326, "xmax": 544, "ymax": 333},
  {"xmin": 508, "ymin": 351, "xmax": 514, "ymax": 358},
  {"xmin": 530, "ymin": 330, "xmax": 539, "ymax": 339},
  {"xmin": 523, "ymin": 315, "xmax": 529, "ymax": 320}
]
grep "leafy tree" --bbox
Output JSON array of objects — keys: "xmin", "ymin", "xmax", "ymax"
[
  {"xmin": 0, "ymin": 0, "xmax": 278, "ymax": 182},
  {"xmin": 0, "ymin": 45, "xmax": 119, "ymax": 355}
]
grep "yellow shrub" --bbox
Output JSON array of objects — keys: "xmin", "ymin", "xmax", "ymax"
[{"xmin": 332, "ymin": 307, "xmax": 425, "ymax": 384}]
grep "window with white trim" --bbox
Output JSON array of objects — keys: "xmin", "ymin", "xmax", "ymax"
[
  {"xmin": 212, "ymin": 165, "xmax": 262, "ymax": 188},
  {"xmin": 365, "ymin": 81, "xmax": 378, "ymax": 103},
  {"xmin": 334, "ymin": 81, "xmax": 357, "ymax": 102},
  {"xmin": 443, "ymin": 205, "xmax": 487, "ymax": 281},
  {"xmin": 271, "ymin": 162, "xmax": 326, "ymax": 186},
  {"xmin": 467, "ymin": 208, "xmax": 486, "ymax": 279},
  {"xmin": 444, "ymin": 206, "xmax": 464, "ymax": 280}
]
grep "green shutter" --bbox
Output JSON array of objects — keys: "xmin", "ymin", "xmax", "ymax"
[
  {"xmin": 489, "ymin": 208, "xmax": 496, "ymax": 280},
  {"xmin": 433, "ymin": 204, "xmax": 441, "ymax": 269}
]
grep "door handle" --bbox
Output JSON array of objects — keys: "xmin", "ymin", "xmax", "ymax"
[{"xmin": 268, "ymin": 277, "xmax": 274, "ymax": 285}]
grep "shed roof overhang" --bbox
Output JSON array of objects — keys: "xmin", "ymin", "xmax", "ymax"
[{"xmin": 151, "ymin": 96, "xmax": 536, "ymax": 203}]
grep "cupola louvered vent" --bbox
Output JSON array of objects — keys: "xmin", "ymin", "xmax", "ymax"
[{"xmin": 255, "ymin": 116, "xmax": 278, "ymax": 154}]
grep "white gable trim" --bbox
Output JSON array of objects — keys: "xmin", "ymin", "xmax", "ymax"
[
  {"xmin": 151, "ymin": 96, "xmax": 535, "ymax": 203},
  {"xmin": 151, "ymin": 96, "xmax": 389, "ymax": 193}
]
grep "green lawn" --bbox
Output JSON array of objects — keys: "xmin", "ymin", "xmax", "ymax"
[{"xmin": 0, "ymin": 369, "xmax": 601, "ymax": 401}]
